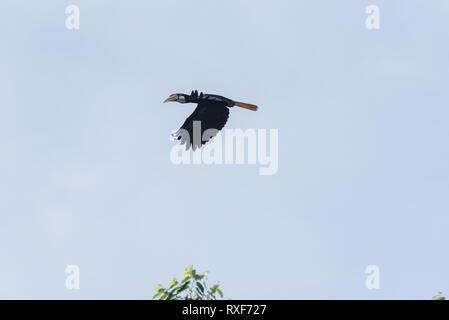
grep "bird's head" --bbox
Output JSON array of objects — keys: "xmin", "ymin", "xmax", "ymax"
[{"xmin": 163, "ymin": 93, "xmax": 189, "ymax": 104}]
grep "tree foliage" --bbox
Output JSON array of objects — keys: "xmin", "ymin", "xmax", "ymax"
[
  {"xmin": 432, "ymin": 291, "xmax": 446, "ymax": 300},
  {"xmin": 153, "ymin": 265, "xmax": 223, "ymax": 300},
  {"xmin": 153, "ymin": 266, "xmax": 444, "ymax": 300}
]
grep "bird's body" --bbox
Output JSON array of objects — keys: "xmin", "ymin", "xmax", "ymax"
[
  {"xmin": 189, "ymin": 93, "xmax": 235, "ymax": 107},
  {"xmin": 164, "ymin": 90, "xmax": 258, "ymax": 150}
]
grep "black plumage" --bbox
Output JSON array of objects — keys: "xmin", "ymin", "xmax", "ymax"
[{"xmin": 164, "ymin": 90, "xmax": 258, "ymax": 150}]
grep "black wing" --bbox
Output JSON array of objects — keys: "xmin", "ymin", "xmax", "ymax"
[{"xmin": 173, "ymin": 101, "xmax": 229, "ymax": 150}]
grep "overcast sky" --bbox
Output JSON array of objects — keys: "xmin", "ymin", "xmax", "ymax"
[{"xmin": 1, "ymin": 0, "xmax": 448, "ymax": 299}]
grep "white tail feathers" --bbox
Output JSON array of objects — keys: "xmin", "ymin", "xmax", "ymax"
[{"xmin": 233, "ymin": 101, "xmax": 258, "ymax": 111}]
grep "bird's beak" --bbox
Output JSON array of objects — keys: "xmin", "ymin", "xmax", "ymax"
[{"xmin": 163, "ymin": 94, "xmax": 178, "ymax": 103}]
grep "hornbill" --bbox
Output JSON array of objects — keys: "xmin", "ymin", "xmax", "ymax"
[{"xmin": 164, "ymin": 90, "xmax": 258, "ymax": 150}]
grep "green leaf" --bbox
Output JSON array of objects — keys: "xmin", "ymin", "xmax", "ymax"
[
  {"xmin": 178, "ymin": 281, "xmax": 190, "ymax": 293},
  {"xmin": 217, "ymin": 288, "xmax": 223, "ymax": 298},
  {"xmin": 170, "ymin": 286, "xmax": 180, "ymax": 294},
  {"xmin": 181, "ymin": 276, "xmax": 191, "ymax": 284},
  {"xmin": 194, "ymin": 274, "xmax": 203, "ymax": 281},
  {"xmin": 152, "ymin": 289, "xmax": 164, "ymax": 299},
  {"xmin": 160, "ymin": 293, "xmax": 168, "ymax": 300}
]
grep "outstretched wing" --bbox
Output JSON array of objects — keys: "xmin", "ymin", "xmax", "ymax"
[{"xmin": 173, "ymin": 101, "xmax": 229, "ymax": 150}]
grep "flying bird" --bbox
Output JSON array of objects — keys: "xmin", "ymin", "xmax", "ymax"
[{"xmin": 164, "ymin": 90, "xmax": 258, "ymax": 150}]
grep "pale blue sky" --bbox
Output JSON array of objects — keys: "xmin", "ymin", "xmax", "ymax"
[{"xmin": 0, "ymin": 0, "xmax": 448, "ymax": 299}]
